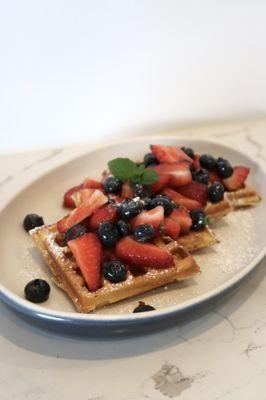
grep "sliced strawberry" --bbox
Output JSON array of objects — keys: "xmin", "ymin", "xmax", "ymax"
[
  {"xmin": 152, "ymin": 162, "xmax": 192, "ymax": 189},
  {"xmin": 163, "ymin": 217, "xmax": 181, "ymax": 240},
  {"xmin": 208, "ymin": 170, "xmax": 220, "ymax": 183},
  {"xmin": 121, "ymin": 182, "xmax": 133, "ymax": 199},
  {"xmin": 193, "ymin": 154, "xmax": 201, "ymax": 170},
  {"xmin": 131, "ymin": 206, "xmax": 164, "ymax": 231},
  {"xmin": 163, "ymin": 188, "xmax": 202, "ymax": 210},
  {"xmin": 177, "ymin": 181, "xmax": 208, "ymax": 205},
  {"xmin": 71, "ymin": 188, "xmax": 96, "ymax": 207},
  {"xmin": 108, "ymin": 194, "xmax": 124, "ymax": 203},
  {"xmin": 170, "ymin": 208, "xmax": 192, "ymax": 234},
  {"xmin": 222, "ymin": 166, "xmax": 250, "ymax": 191},
  {"xmin": 150, "ymin": 173, "xmax": 171, "ymax": 193},
  {"xmin": 150, "ymin": 144, "xmax": 193, "ymax": 164},
  {"xmin": 68, "ymin": 233, "xmax": 102, "ymax": 291},
  {"xmin": 88, "ymin": 204, "xmax": 118, "ymax": 230},
  {"xmin": 83, "ymin": 178, "xmax": 103, "ymax": 190},
  {"xmin": 57, "ymin": 189, "xmax": 108, "ymax": 233},
  {"xmin": 63, "ymin": 184, "xmax": 83, "ymax": 208},
  {"xmin": 115, "ymin": 236, "xmax": 174, "ymax": 269}
]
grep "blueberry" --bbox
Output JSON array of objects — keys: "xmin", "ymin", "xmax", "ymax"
[
  {"xmin": 208, "ymin": 182, "xmax": 225, "ymax": 203},
  {"xmin": 216, "ymin": 158, "xmax": 233, "ymax": 178},
  {"xmin": 98, "ymin": 221, "xmax": 119, "ymax": 247},
  {"xmin": 103, "ymin": 176, "xmax": 122, "ymax": 194},
  {"xmin": 133, "ymin": 301, "xmax": 155, "ymax": 313},
  {"xmin": 65, "ymin": 223, "xmax": 88, "ymax": 242},
  {"xmin": 134, "ymin": 224, "xmax": 155, "ymax": 243},
  {"xmin": 199, "ymin": 154, "xmax": 217, "ymax": 171},
  {"xmin": 133, "ymin": 184, "xmax": 151, "ymax": 198},
  {"xmin": 118, "ymin": 199, "xmax": 143, "ymax": 220},
  {"xmin": 190, "ymin": 209, "xmax": 207, "ymax": 231},
  {"xmin": 24, "ymin": 279, "xmax": 50, "ymax": 303},
  {"xmin": 146, "ymin": 195, "xmax": 174, "ymax": 216},
  {"xmin": 102, "ymin": 260, "xmax": 127, "ymax": 283},
  {"xmin": 23, "ymin": 214, "xmax": 44, "ymax": 232},
  {"xmin": 144, "ymin": 152, "xmax": 158, "ymax": 167},
  {"xmin": 181, "ymin": 146, "xmax": 194, "ymax": 159},
  {"xmin": 193, "ymin": 169, "xmax": 209, "ymax": 185},
  {"xmin": 117, "ymin": 220, "xmax": 131, "ymax": 236}
]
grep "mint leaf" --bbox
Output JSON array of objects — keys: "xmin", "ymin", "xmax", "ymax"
[
  {"xmin": 108, "ymin": 158, "xmax": 138, "ymax": 181},
  {"xmin": 140, "ymin": 169, "xmax": 159, "ymax": 185}
]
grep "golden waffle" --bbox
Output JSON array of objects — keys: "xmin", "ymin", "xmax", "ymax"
[{"xmin": 30, "ymin": 224, "xmax": 200, "ymax": 313}]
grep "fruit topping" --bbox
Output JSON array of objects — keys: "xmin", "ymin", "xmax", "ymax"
[
  {"xmin": 68, "ymin": 232, "xmax": 103, "ymax": 291},
  {"xmin": 63, "ymin": 184, "xmax": 83, "ymax": 208},
  {"xmin": 108, "ymin": 157, "xmax": 158, "ymax": 186},
  {"xmin": 103, "ymin": 176, "xmax": 122, "ymax": 194},
  {"xmin": 88, "ymin": 204, "xmax": 118, "ymax": 230},
  {"xmin": 152, "ymin": 162, "xmax": 192, "ymax": 188},
  {"xmin": 199, "ymin": 154, "xmax": 217, "ymax": 171},
  {"xmin": 163, "ymin": 217, "xmax": 181, "ymax": 240},
  {"xmin": 98, "ymin": 221, "xmax": 119, "ymax": 247},
  {"xmin": 177, "ymin": 181, "xmax": 208, "ymax": 205},
  {"xmin": 24, "ymin": 279, "xmax": 50, "ymax": 303},
  {"xmin": 117, "ymin": 220, "xmax": 131, "ymax": 236},
  {"xmin": 134, "ymin": 224, "xmax": 155, "ymax": 243},
  {"xmin": 133, "ymin": 183, "xmax": 151, "ymax": 199},
  {"xmin": 83, "ymin": 178, "xmax": 103, "ymax": 189},
  {"xmin": 71, "ymin": 188, "xmax": 96, "ymax": 207},
  {"xmin": 208, "ymin": 170, "xmax": 220, "ymax": 183},
  {"xmin": 193, "ymin": 169, "xmax": 210, "ymax": 185},
  {"xmin": 150, "ymin": 144, "xmax": 193, "ymax": 164},
  {"xmin": 115, "ymin": 236, "xmax": 174, "ymax": 268},
  {"xmin": 144, "ymin": 152, "xmax": 159, "ymax": 167},
  {"xmin": 208, "ymin": 182, "xmax": 225, "ymax": 203},
  {"xmin": 216, "ymin": 157, "xmax": 233, "ymax": 178},
  {"xmin": 121, "ymin": 182, "xmax": 133, "ymax": 199},
  {"xmin": 23, "ymin": 214, "xmax": 44, "ymax": 232},
  {"xmin": 222, "ymin": 166, "xmax": 250, "ymax": 191},
  {"xmin": 146, "ymin": 195, "xmax": 174, "ymax": 216},
  {"xmin": 162, "ymin": 188, "xmax": 202, "ymax": 210},
  {"xmin": 118, "ymin": 199, "xmax": 143, "ymax": 220},
  {"xmin": 190, "ymin": 209, "xmax": 208, "ymax": 231},
  {"xmin": 131, "ymin": 206, "xmax": 164, "ymax": 231},
  {"xmin": 133, "ymin": 301, "xmax": 155, "ymax": 313},
  {"xmin": 169, "ymin": 208, "xmax": 192, "ymax": 234},
  {"xmin": 181, "ymin": 146, "xmax": 194, "ymax": 159},
  {"xmin": 65, "ymin": 223, "xmax": 89, "ymax": 242},
  {"xmin": 102, "ymin": 260, "xmax": 127, "ymax": 283},
  {"xmin": 193, "ymin": 154, "xmax": 201, "ymax": 170}
]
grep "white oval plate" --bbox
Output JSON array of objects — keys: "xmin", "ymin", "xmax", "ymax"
[{"xmin": 0, "ymin": 137, "xmax": 265, "ymax": 335}]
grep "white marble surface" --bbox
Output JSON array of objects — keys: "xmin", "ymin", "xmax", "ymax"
[{"xmin": 0, "ymin": 118, "xmax": 266, "ymax": 400}]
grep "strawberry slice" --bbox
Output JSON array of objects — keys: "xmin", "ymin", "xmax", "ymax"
[
  {"xmin": 163, "ymin": 217, "xmax": 181, "ymax": 240},
  {"xmin": 152, "ymin": 162, "xmax": 192, "ymax": 189},
  {"xmin": 88, "ymin": 204, "xmax": 118, "ymax": 230},
  {"xmin": 83, "ymin": 178, "xmax": 103, "ymax": 190},
  {"xmin": 150, "ymin": 173, "xmax": 171, "ymax": 193},
  {"xmin": 121, "ymin": 182, "xmax": 133, "ymax": 199},
  {"xmin": 163, "ymin": 188, "xmax": 202, "ymax": 210},
  {"xmin": 131, "ymin": 206, "xmax": 164, "ymax": 231},
  {"xmin": 68, "ymin": 233, "xmax": 102, "ymax": 291},
  {"xmin": 193, "ymin": 154, "xmax": 201, "ymax": 170},
  {"xmin": 222, "ymin": 166, "xmax": 250, "ymax": 191},
  {"xmin": 170, "ymin": 208, "xmax": 192, "ymax": 234},
  {"xmin": 177, "ymin": 181, "xmax": 208, "ymax": 205},
  {"xmin": 208, "ymin": 170, "xmax": 220, "ymax": 183},
  {"xmin": 63, "ymin": 184, "xmax": 83, "ymax": 208},
  {"xmin": 150, "ymin": 144, "xmax": 193, "ymax": 164},
  {"xmin": 71, "ymin": 188, "xmax": 96, "ymax": 207},
  {"xmin": 57, "ymin": 189, "xmax": 108, "ymax": 233},
  {"xmin": 115, "ymin": 236, "xmax": 174, "ymax": 269}
]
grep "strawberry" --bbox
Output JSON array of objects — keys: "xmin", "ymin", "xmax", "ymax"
[
  {"xmin": 88, "ymin": 204, "xmax": 118, "ymax": 230},
  {"xmin": 68, "ymin": 233, "xmax": 102, "ymax": 291},
  {"xmin": 177, "ymin": 181, "xmax": 208, "ymax": 205},
  {"xmin": 150, "ymin": 144, "xmax": 193, "ymax": 164},
  {"xmin": 163, "ymin": 188, "xmax": 202, "ymax": 210},
  {"xmin": 150, "ymin": 173, "xmax": 171, "ymax": 193},
  {"xmin": 121, "ymin": 182, "xmax": 133, "ymax": 199},
  {"xmin": 222, "ymin": 166, "xmax": 250, "ymax": 191},
  {"xmin": 170, "ymin": 208, "xmax": 192, "ymax": 234},
  {"xmin": 131, "ymin": 206, "xmax": 164, "ymax": 231},
  {"xmin": 193, "ymin": 154, "xmax": 201, "ymax": 170},
  {"xmin": 163, "ymin": 217, "xmax": 181, "ymax": 240},
  {"xmin": 115, "ymin": 236, "xmax": 174, "ymax": 269},
  {"xmin": 57, "ymin": 189, "xmax": 108, "ymax": 233},
  {"xmin": 208, "ymin": 170, "xmax": 220, "ymax": 183},
  {"xmin": 83, "ymin": 178, "xmax": 103, "ymax": 190},
  {"xmin": 63, "ymin": 184, "xmax": 83, "ymax": 208},
  {"xmin": 152, "ymin": 162, "xmax": 192, "ymax": 189},
  {"xmin": 71, "ymin": 188, "xmax": 96, "ymax": 207}
]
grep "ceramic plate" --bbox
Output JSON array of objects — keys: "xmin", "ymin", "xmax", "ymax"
[{"xmin": 0, "ymin": 137, "xmax": 265, "ymax": 335}]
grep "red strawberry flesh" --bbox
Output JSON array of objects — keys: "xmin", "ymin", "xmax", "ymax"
[
  {"xmin": 169, "ymin": 208, "xmax": 192, "ymax": 234},
  {"xmin": 83, "ymin": 178, "xmax": 103, "ymax": 190},
  {"xmin": 131, "ymin": 206, "xmax": 164, "ymax": 231},
  {"xmin": 163, "ymin": 217, "xmax": 181, "ymax": 240},
  {"xmin": 177, "ymin": 181, "xmax": 208, "ymax": 205},
  {"xmin": 88, "ymin": 204, "xmax": 118, "ymax": 230},
  {"xmin": 163, "ymin": 188, "xmax": 202, "ymax": 210},
  {"xmin": 222, "ymin": 166, "xmax": 250, "ymax": 191},
  {"xmin": 63, "ymin": 184, "xmax": 83, "ymax": 208},
  {"xmin": 152, "ymin": 162, "xmax": 192, "ymax": 189},
  {"xmin": 150, "ymin": 144, "xmax": 193, "ymax": 164}
]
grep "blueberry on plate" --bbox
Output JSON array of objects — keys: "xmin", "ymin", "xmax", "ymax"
[
  {"xmin": 117, "ymin": 220, "xmax": 131, "ymax": 236},
  {"xmin": 208, "ymin": 182, "xmax": 225, "ymax": 203},
  {"xmin": 216, "ymin": 157, "xmax": 233, "ymax": 178},
  {"xmin": 193, "ymin": 169, "xmax": 209, "ymax": 185},
  {"xmin": 190, "ymin": 209, "xmax": 208, "ymax": 231},
  {"xmin": 144, "ymin": 152, "xmax": 159, "ymax": 167},
  {"xmin": 102, "ymin": 260, "xmax": 127, "ymax": 283},
  {"xmin": 118, "ymin": 199, "xmax": 143, "ymax": 220},
  {"xmin": 65, "ymin": 223, "xmax": 88, "ymax": 242},
  {"xmin": 134, "ymin": 224, "xmax": 155, "ymax": 243},
  {"xmin": 199, "ymin": 154, "xmax": 217, "ymax": 171},
  {"xmin": 24, "ymin": 279, "xmax": 50, "ymax": 303},
  {"xmin": 133, "ymin": 301, "xmax": 156, "ymax": 313},
  {"xmin": 103, "ymin": 176, "xmax": 122, "ymax": 194},
  {"xmin": 133, "ymin": 183, "xmax": 151, "ymax": 199},
  {"xmin": 23, "ymin": 214, "xmax": 44, "ymax": 232},
  {"xmin": 181, "ymin": 146, "xmax": 194, "ymax": 159},
  {"xmin": 98, "ymin": 221, "xmax": 119, "ymax": 247},
  {"xmin": 146, "ymin": 195, "xmax": 174, "ymax": 216}
]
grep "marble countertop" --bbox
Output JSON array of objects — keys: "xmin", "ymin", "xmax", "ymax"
[{"xmin": 1, "ymin": 118, "xmax": 266, "ymax": 400}]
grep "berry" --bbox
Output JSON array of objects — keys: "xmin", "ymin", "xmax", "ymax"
[
  {"xmin": 98, "ymin": 221, "xmax": 119, "ymax": 247},
  {"xmin": 121, "ymin": 182, "xmax": 133, "ymax": 199},
  {"xmin": 190, "ymin": 209, "xmax": 207, "ymax": 231},
  {"xmin": 102, "ymin": 260, "xmax": 127, "ymax": 283},
  {"xmin": 65, "ymin": 223, "xmax": 88, "ymax": 242},
  {"xmin": 117, "ymin": 220, "xmax": 131, "ymax": 236},
  {"xmin": 144, "ymin": 152, "xmax": 159, "ymax": 167},
  {"xmin": 88, "ymin": 204, "xmax": 118, "ymax": 230},
  {"xmin": 150, "ymin": 144, "xmax": 193, "ymax": 163},
  {"xmin": 115, "ymin": 236, "xmax": 174, "ymax": 268},
  {"xmin": 24, "ymin": 279, "xmax": 50, "ymax": 303},
  {"xmin": 169, "ymin": 208, "xmax": 192, "ymax": 234},
  {"xmin": 177, "ymin": 181, "xmax": 209, "ymax": 205},
  {"xmin": 70, "ymin": 188, "xmax": 96, "ymax": 207},
  {"xmin": 134, "ymin": 224, "xmax": 155, "ymax": 243},
  {"xmin": 193, "ymin": 154, "xmax": 201, "ymax": 170},
  {"xmin": 216, "ymin": 158, "xmax": 233, "ymax": 178},
  {"xmin": 63, "ymin": 184, "xmax": 83, "ymax": 208},
  {"xmin": 162, "ymin": 188, "xmax": 201, "ymax": 211},
  {"xmin": 131, "ymin": 206, "xmax": 164, "ymax": 231},
  {"xmin": 199, "ymin": 154, "xmax": 217, "ymax": 171},
  {"xmin": 222, "ymin": 166, "xmax": 250, "ymax": 191},
  {"xmin": 208, "ymin": 182, "xmax": 225, "ymax": 203},
  {"xmin": 146, "ymin": 195, "xmax": 174, "ymax": 216},
  {"xmin": 83, "ymin": 178, "xmax": 103, "ymax": 190},
  {"xmin": 181, "ymin": 146, "xmax": 194, "ymax": 159},
  {"xmin": 133, "ymin": 184, "xmax": 151, "ymax": 198},
  {"xmin": 103, "ymin": 176, "xmax": 122, "ymax": 194},
  {"xmin": 163, "ymin": 217, "xmax": 181, "ymax": 240},
  {"xmin": 151, "ymin": 162, "xmax": 192, "ymax": 190},
  {"xmin": 68, "ymin": 232, "xmax": 103, "ymax": 291},
  {"xmin": 133, "ymin": 301, "xmax": 155, "ymax": 313},
  {"xmin": 193, "ymin": 169, "xmax": 209, "ymax": 185},
  {"xmin": 118, "ymin": 199, "xmax": 143, "ymax": 220},
  {"xmin": 23, "ymin": 214, "xmax": 44, "ymax": 232}
]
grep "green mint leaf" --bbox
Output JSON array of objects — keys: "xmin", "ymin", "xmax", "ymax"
[
  {"xmin": 139, "ymin": 169, "xmax": 159, "ymax": 185},
  {"xmin": 204, "ymin": 215, "xmax": 211, "ymax": 226},
  {"xmin": 108, "ymin": 158, "xmax": 138, "ymax": 181}
]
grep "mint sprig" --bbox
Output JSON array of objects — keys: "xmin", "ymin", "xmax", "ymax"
[{"xmin": 108, "ymin": 157, "xmax": 158, "ymax": 185}]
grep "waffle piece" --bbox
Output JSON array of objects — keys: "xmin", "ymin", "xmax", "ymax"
[{"xmin": 30, "ymin": 225, "xmax": 200, "ymax": 313}]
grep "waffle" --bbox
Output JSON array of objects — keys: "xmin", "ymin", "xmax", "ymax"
[{"xmin": 30, "ymin": 225, "xmax": 200, "ymax": 313}]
